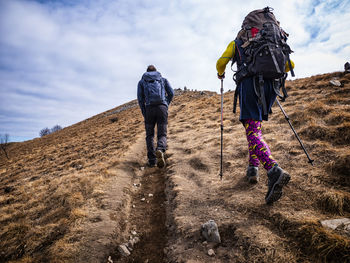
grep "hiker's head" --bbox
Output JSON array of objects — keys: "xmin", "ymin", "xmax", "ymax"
[{"xmin": 147, "ymin": 65, "xmax": 157, "ymax": 72}]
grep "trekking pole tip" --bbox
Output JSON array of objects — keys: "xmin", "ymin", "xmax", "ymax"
[
  {"xmin": 309, "ymin": 159, "xmax": 314, "ymax": 166},
  {"xmin": 219, "ymin": 172, "xmax": 223, "ymax": 180}
]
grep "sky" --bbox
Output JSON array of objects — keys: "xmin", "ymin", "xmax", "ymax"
[{"xmin": 1, "ymin": 0, "xmax": 349, "ymax": 142}]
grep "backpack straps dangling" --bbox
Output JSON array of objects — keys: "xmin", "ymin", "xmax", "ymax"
[
  {"xmin": 233, "ymin": 83, "xmax": 240, "ymax": 113},
  {"xmin": 273, "ymin": 74, "xmax": 288, "ymax": 102},
  {"xmin": 253, "ymin": 75, "xmax": 268, "ymax": 115},
  {"xmin": 280, "ymin": 73, "xmax": 289, "ymax": 101}
]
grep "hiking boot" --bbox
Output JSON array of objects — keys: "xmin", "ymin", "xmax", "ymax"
[
  {"xmin": 156, "ymin": 150, "xmax": 166, "ymax": 168},
  {"xmin": 265, "ymin": 166, "xmax": 290, "ymax": 204},
  {"xmin": 246, "ymin": 166, "xmax": 259, "ymax": 184}
]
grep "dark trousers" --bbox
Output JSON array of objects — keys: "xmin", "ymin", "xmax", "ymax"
[{"xmin": 145, "ymin": 104, "xmax": 168, "ymax": 164}]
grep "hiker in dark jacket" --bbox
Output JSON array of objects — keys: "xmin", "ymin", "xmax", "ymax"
[
  {"xmin": 137, "ymin": 65, "xmax": 174, "ymax": 168},
  {"xmin": 216, "ymin": 7, "xmax": 294, "ymax": 204}
]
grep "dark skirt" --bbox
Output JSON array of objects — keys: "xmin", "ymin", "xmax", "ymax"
[{"xmin": 238, "ymin": 77, "xmax": 277, "ymax": 122}]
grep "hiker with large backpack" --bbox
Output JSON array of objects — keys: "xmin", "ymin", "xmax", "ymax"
[
  {"xmin": 137, "ymin": 65, "xmax": 174, "ymax": 168},
  {"xmin": 216, "ymin": 7, "xmax": 295, "ymax": 204}
]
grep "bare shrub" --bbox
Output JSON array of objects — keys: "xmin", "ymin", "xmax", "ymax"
[
  {"xmin": 0, "ymin": 133, "xmax": 10, "ymax": 159},
  {"xmin": 39, "ymin": 127, "xmax": 51, "ymax": 137},
  {"xmin": 40, "ymin": 125, "xmax": 62, "ymax": 137}
]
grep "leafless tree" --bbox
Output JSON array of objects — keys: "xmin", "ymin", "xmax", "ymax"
[
  {"xmin": 0, "ymin": 134, "xmax": 10, "ymax": 159},
  {"xmin": 40, "ymin": 127, "xmax": 51, "ymax": 137},
  {"xmin": 40, "ymin": 125, "xmax": 62, "ymax": 137}
]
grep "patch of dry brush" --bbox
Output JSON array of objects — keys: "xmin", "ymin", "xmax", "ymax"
[{"xmin": 0, "ymin": 101, "xmax": 143, "ymax": 262}]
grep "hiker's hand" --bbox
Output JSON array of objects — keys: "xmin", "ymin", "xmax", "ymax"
[{"xmin": 217, "ymin": 72, "xmax": 225, "ymax": 79}]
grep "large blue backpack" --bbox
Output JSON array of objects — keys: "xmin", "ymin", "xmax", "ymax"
[{"xmin": 144, "ymin": 78, "xmax": 165, "ymax": 105}]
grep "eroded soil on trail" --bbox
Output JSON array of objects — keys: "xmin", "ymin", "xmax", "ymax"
[
  {"xmin": 113, "ymin": 164, "xmax": 168, "ymax": 262},
  {"xmin": 1, "ymin": 72, "xmax": 350, "ymax": 263}
]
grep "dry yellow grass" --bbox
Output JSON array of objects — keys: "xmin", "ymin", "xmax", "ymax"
[{"xmin": 0, "ymin": 101, "xmax": 143, "ymax": 262}]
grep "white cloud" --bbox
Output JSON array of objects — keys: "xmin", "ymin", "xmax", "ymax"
[{"xmin": 0, "ymin": 0, "xmax": 349, "ymax": 140}]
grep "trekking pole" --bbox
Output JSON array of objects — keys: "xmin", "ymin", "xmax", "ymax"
[
  {"xmin": 219, "ymin": 79, "xmax": 224, "ymax": 180},
  {"xmin": 276, "ymin": 99, "xmax": 314, "ymax": 166}
]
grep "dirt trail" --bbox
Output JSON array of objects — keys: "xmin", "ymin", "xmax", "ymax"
[
  {"xmin": 114, "ymin": 166, "xmax": 168, "ymax": 262},
  {"xmin": 109, "ymin": 134, "xmax": 168, "ymax": 263}
]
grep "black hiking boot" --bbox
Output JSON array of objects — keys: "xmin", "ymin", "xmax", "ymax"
[
  {"xmin": 265, "ymin": 166, "xmax": 290, "ymax": 204},
  {"xmin": 156, "ymin": 150, "xmax": 166, "ymax": 168},
  {"xmin": 246, "ymin": 166, "xmax": 259, "ymax": 184}
]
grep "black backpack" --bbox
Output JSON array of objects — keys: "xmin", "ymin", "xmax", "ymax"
[{"xmin": 233, "ymin": 7, "xmax": 294, "ymax": 114}]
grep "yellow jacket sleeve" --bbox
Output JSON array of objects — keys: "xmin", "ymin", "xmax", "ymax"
[
  {"xmin": 216, "ymin": 40, "xmax": 294, "ymax": 75},
  {"xmin": 216, "ymin": 41, "xmax": 236, "ymax": 75}
]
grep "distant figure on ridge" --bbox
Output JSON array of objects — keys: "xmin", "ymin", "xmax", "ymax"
[
  {"xmin": 137, "ymin": 65, "xmax": 174, "ymax": 168},
  {"xmin": 345, "ymin": 62, "xmax": 350, "ymax": 73},
  {"xmin": 216, "ymin": 7, "xmax": 295, "ymax": 204}
]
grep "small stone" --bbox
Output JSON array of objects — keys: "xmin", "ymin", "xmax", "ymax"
[
  {"xmin": 128, "ymin": 239, "xmax": 134, "ymax": 247},
  {"xmin": 208, "ymin": 249, "xmax": 215, "ymax": 256},
  {"xmin": 107, "ymin": 255, "xmax": 113, "ymax": 263},
  {"xmin": 141, "ymin": 198, "xmax": 145, "ymax": 201},
  {"xmin": 132, "ymin": 205, "xmax": 136, "ymax": 208},
  {"xmin": 329, "ymin": 79, "xmax": 342, "ymax": 87},
  {"xmin": 133, "ymin": 236, "xmax": 140, "ymax": 244},
  {"xmin": 202, "ymin": 241, "xmax": 208, "ymax": 245},
  {"xmin": 118, "ymin": 244, "xmax": 130, "ymax": 256},
  {"xmin": 140, "ymin": 167, "xmax": 145, "ymax": 171},
  {"xmin": 148, "ymin": 193, "xmax": 153, "ymax": 197},
  {"xmin": 126, "ymin": 244, "xmax": 133, "ymax": 251},
  {"xmin": 201, "ymin": 220, "xmax": 221, "ymax": 243},
  {"xmin": 321, "ymin": 218, "xmax": 350, "ymax": 230},
  {"xmin": 131, "ymin": 230, "xmax": 137, "ymax": 236}
]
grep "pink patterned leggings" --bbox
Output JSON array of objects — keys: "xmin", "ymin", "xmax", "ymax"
[{"xmin": 243, "ymin": 119, "xmax": 277, "ymax": 171}]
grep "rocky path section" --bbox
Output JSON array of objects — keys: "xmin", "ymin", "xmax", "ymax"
[
  {"xmin": 112, "ymin": 166, "xmax": 168, "ymax": 262},
  {"xmin": 107, "ymin": 135, "xmax": 168, "ymax": 263}
]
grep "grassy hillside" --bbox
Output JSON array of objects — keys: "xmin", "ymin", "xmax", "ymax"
[{"xmin": 1, "ymin": 72, "xmax": 349, "ymax": 263}]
